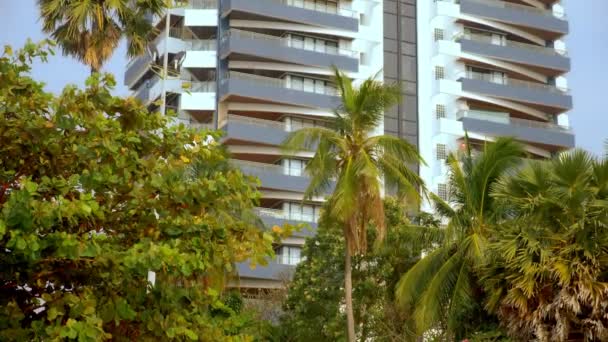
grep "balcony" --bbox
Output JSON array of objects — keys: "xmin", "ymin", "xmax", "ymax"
[
  {"xmin": 219, "ymin": 71, "xmax": 341, "ymax": 109},
  {"xmin": 458, "ymin": 71, "xmax": 572, "ymax": 112},
  {"xmin": 125, "ymin": 53, "xmax": 155, "ymax": 88},
  {"xmin": 236, "ymin": 260, "xmax": 295, "ymax": 282},
  {"xmin": 254, "ymin": 207, "xmax": 318, "ymax": 236},
  {"xmin": 222, "ymin": 115, "xmax": 289, "ymax": 146},
  {"xmin": 133, "ymin": 77, "xmax": 215, "ymax": 105},
  {"xmin": 456, "ymin": 32, "xmax": 570, "ymax": 73},
  {"xmin": 232, "ymin": 160, "xmax": 312, "ymax": 193},
  {"xmin": 147, "ymin": 0, "xmax": 218, "ymax": 26},
  {"xmin": 455, "ymin": 0, "xmax": 568, "ymax": 37},
  {"xmin": 124, "ymin": 29, "xmax": 216, "ymax": 88},
  {"xmin": 166, "ymin": 105, "xmax": 215, "ymax": 129},
  {"xmin": 457, "ymin": 110, "xmax": 574, "ymax": 148},
  {"xmin": 221, "ymin": 0, "xmax": 358, "ymax": 32},
  {"xmin": 220, "ymin": 29, "xmax": 359, "ymax": 72}
]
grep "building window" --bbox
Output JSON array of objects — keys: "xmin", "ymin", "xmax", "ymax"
[
  {"xmin": 277, "ymin": 246, "xmax": 302, "ymax": 265},
  {"xmin": 284, "ymin": 116, "xmax": 330, "ymax": 132},
  {"xmin": 435, "ymin": 66, "xmax": 445, "ymax": 80},
  {"xmin": 359, "ymin": 13, "xmax": 367, "ymax": 25},
  {"xmin": 279, "ymin": 159, "xmax": 307, "ymax": 177},
  {"xmin": 434, "ymin": 28, "xmax": 445, "ymax": 41},
  {"xmin": 436, "ymin": 144, "xmax": 447, "ymax": 160},
  {"xmin": 436, "ymin": 104, "xmax": 446, "ymax": 119},
  {"xmin": 283, "ymin": 202, "xmax": 322, "ymax": 222},
  {"xmin": 288, "ymin": 74, "xmax": 335, "ymax": 95},
  {"xmin": 438, "ymin": 183, "xmax": 448, "ymax": 201},
  {"xmin": 289, "ymin": 33, "xmax": 339, "ymax": 55},
  {"xmin": 360, "ymin": 52, "xmax": 369, "ymax": 66}
]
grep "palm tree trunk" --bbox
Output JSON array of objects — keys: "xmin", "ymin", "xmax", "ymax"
[{"xmin": 345, "ymin": 243, "xmax": 356, "ymax": 342}]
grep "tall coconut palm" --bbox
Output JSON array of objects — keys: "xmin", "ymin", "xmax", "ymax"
[
  {"xmin": 395, "ymin": 137, "xmax": 524, "ymax": 339},
  {"xmin": 282, "ymin": 68, "xmax": 425, "ymax": 342},
  {"xmin": 482, "ymin": 150, "xmax": 608, "ymax": 341},
  {"xmin": 38, "ymin": 0, "xmax": 166, "ymax": 73}
]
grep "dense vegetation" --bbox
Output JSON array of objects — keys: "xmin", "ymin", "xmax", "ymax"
[
  {"xmin": 2, "ymin": 32, "xmax": 608, "ymax": 341},
  {"xmin": 0, "ymin": 42, "xmax": 289, "ymax": 341}
]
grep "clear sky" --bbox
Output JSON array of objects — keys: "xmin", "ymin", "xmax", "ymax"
[{"xmin": 0, "ymin": 0, "xmax": 606, "ymax": 154}]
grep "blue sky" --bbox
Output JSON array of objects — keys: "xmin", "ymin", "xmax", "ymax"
[{"xmin": 0, "ymin": 0, "xmax": 606, "ymax": 154}]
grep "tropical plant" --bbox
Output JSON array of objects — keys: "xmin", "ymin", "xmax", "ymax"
[
  {"xmin": 395, "ymin": 137, "xmax": 524, "ymax": 339},
  {"xmin": 282, "ymin": 68, "xmax": 425, "ymax": 341},
  {"xmin": 0, "ymin": 42, "xmax": 289, "ymax": 341},
  {"xmin": 38, "ymin": 0, "xmax": 166, "ymax": 73},
  {"xmin": 482, "ymin": 150, "xmax": 608, "ymax": 341},
  {"xmin": 278, "ymin": 199, "xmax": 443, "ymax": 342}
]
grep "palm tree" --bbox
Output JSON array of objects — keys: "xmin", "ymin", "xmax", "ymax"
[
  {"xmin": 38, "ymin": 0, "xmax": 166, "ymax": 73},
  {"xmin": 482, "ymin": 150, "xmax": 608, "ymax": 341},
  {"xmin": 395, "ymin": 137, "xmax": 524, "ymax": 339},
  {"xmin": 282, "ymin": 68, "xmax": 425, "ymax": 342}
]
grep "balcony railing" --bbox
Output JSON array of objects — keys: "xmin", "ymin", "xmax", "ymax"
[
  {"xmin": 162, "ymin": 0, "xmax": 217, "ymax": 9},
  {"xmin": 271, "ymin": 0, "xmax": 357, "ymax": 18},
  {"xmin": 175, "ymin": 118, "xmax": 214, "ymax": 130},
  {"xmin": 254, "ymin": 207, "xmax": 318, "ymax": 223},
  {"xmin": 227, "ymin": 114, "xmax": 288, "ymax": 130},
  {"xmin": 225, "ymin": 71, "xmax": 339, "ymax": 96},
  {"xmin": 456, "ymin": 110, "xmax": 572, "ymax": 133},
  {"xmin": 454, "ymin": 32, "xmax": 567, "ymax": 56},
  {"xmin": 183, "ymin": 81, "xmax": 216, "ymax": 92},
  {"xmin": 224, "ymin": 29, "xmax": 358, "ymax": 58},
  {"xmin": 231, "ymin": 159, "xmax": 308, "ymax": 177},
  {"xmin": 436, "ymin": 0, "xmax": 565, "ymax": 19},
  {"xmin": 458, "ymin": 70, "xmax": 570, "ymax": 94},
  {"xmin": 125, "ymin": 53, "xmax": 155, "ymax": 86}
]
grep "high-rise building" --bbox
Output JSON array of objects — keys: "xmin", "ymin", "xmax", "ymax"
[
  {"xmin": 124, "ymin": 0, "xmax": 574, "ymax": 288},
  {"xmin": 417, "ymin": 0, "xmax": 574, "ymax": 211}
]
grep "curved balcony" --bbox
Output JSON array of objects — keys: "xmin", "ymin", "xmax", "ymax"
[
  {"xmin": 457, "ymin": 110, "xmax": 574, "ymax": 148},
  {"xmin": 219, "ymin": 71, "xmax": 341, "ymax": 109},
  {"xmin": 222, "ymin": 115, "xmax": 289, "ymax": 146},
  {"xmin": 455, "ymin": 33, "xmax": 570, "ymax": 74},
  {"xmin": 458, "ymin": 71, "xmax": 572, "ymax": 113},
  {"xmin": 459, "ymin": 0, "xmax": 568, "ymax": 37},
  {"xmin": 220, "ymin": 29, "xmax": 359, "ymax": 72},
  {"xmin": 254, "ymin": 207, "xmax": 317, "ymax": 236},
  {"xmin": 236, "ymin": 260, "xmax": 295, "ymax": 282},
  {"xmin": 221, "ymin": 0, "xmax": 358, "ymax": 32},
  {"xmin": 231, "ymin": 160, "xmax": 312, "ymax": 193}
]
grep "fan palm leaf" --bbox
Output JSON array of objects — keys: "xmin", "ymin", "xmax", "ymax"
[{"xmin": 38, "ymin": 0, "xmax": 166, "ymax": 72}]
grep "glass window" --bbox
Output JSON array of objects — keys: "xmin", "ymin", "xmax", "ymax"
[
  {"xmin": 304, "ymin": 78, "xmax": 315, "ymax": 92},
  {"xmin": 291, "ymin": 76, "xmax": 304, "ymax": 90},
  {"xmin": 278, "ymin": 246, "xmax": 302, "ymax": 265},
  {"xmin": 291, "ymin": 34, "xmax": 304, "ymax": 49}
]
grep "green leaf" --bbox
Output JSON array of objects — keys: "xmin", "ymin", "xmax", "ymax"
[
  {"xmin": 24, "ymin": 180, "xmax": 38, "ymax": 194},
  {"xmin": 79, "ymin": 202, "xmax": 92, "ymax": 215},
  {"xmin": 47, "ymin": 306, "xmax": 62, "ymax": 320},
  {"xmin": 115, "ymin": 298, "xmax": 136, "ymax": 320},
  {"xmin": 184, "ymin": 329, "xmax": 198, "ymax": 340},
  {"xmin": 15, "ymin": 238, "xmax": 27, "ymax": 250}
]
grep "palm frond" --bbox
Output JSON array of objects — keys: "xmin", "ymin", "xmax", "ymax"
[
  {"xmin": 414, "ymin": 251, "xmax": 464, "ymax": 333},
  {"xmin": 396, "ymin": 246, "xmax": 450, "ymax": 309}
]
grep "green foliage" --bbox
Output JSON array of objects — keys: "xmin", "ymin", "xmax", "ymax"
[
  {"xmin": 282, "ymin": 67, "xmax": 425, "ymax": 255},
  {"xmin": 38, "ymin": 0, "xmax": 167, "ymax": 72},
  {"xmin": 0, "ymin": 43, "xmax": 286, "ymax": 341},
  {"xmin": 277, "ymin": 199, "xmax": 443, "ymax": 341},
  {"xmin": 483, "ymin": 150, "xmax": 608, "ymax": 341},
  {"xmin": 396, "ymin": 137, "xmax": 524, "ymax": 339},
  {"xmin": 282, "ymin": 67, "xmax": 425, "ymax": 341}
]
